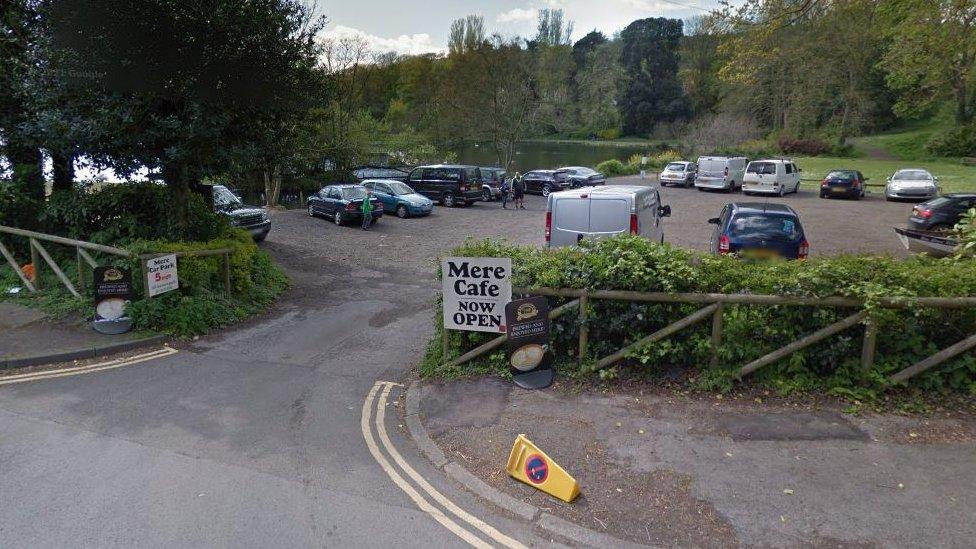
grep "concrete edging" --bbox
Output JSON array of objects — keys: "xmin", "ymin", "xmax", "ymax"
[
  {"xmin": 0, "ymin": 334, "xmax": 168, "ymax": 370},
  {"xmin": 405, "ymin": 381, "xmax": 654, "ymax": 548}
]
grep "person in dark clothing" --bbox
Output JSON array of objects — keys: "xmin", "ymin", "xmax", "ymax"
[
  {"xmin": 500, "ymin": 176, "xmax": 512, "ymax": 209},
  {"xmin": 512, "ymin": 172, "xmax": 525, "ymax": 209}
]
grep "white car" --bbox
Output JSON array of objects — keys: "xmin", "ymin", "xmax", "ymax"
[
  {"xmin": 658, "ymin": 161, "xmax": 697, "ymax": 188},
  {"xmin": 885, "ymin": 169, "xmax": 940, "ymax": 201},
  {"xmin": 742, "ymin": 159, "xmax": 801, "ymax": 197}
]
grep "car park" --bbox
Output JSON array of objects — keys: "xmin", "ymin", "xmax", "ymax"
[
  {"xmin": 523, "ymin": 170, "xmax": 571, "ymax": 196},
  {"xmin": 819, "ymin": 169, "xmax": 866, "ymax": 200},
  {"xmin": 694, "ymin": 156, "xmax": 747, "ymax": 192},
  {"xmin": 658, "ymin": 161, "xmax": 697, "ymax": 188},
  {"xmin": 907, "ymin": 193, "xmax": 976, "ymax": 232},
  {"xmin": 212, "ymin": 184, "xmax": 271, "ymax": 242},
  {"xmin": 742, "ymin": 159, "xmax": 801, "ymax": 196},
  {"xmin": 545, "ymin": 185, "xmax": 671, "ymax": 248},
  {"xmin": 708, "ymin": 202, "xmax": 808, "ymax": 259},
  {"xmin": 480, "ymin": 167, "xmax": 506, "ymax": 201},
  {"xmin": 361, "ymin": 179, "xmax": 433, "ymax": 218},
  {"xmin": 558, "ymin": 166, "xmax": 606, "ymax": 187},
  {"xmin": 885, "ymin": 169, "xmax": 940, "ymax": 201},
  {"xmin": 407, "ymin": 164, "xmax": 483, "ymax": 207},
  {"xmin": 307, "ymin": 184, "xmax": 383, "ymax": 226}
]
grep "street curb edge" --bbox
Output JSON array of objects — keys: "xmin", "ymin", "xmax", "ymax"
[{"xmin": 0, "ymin": 334, "xmax": 168, "ymax": 370}]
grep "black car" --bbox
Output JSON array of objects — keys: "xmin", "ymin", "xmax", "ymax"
[
  {"xmin": 406, "ymin": 164, "xmax": 483, "ymax": 207},
  {"xmin": 480, "ymin": 167, "xmax": 507, "ymax": 201},
  {"xmin": 908, "ymin": 194, "xmax": 976, "ymax": 232},
  {"xmin": 212, "ymin": 184, "xmax": 271, "ymax": 242},
  {"xmin": 522, "ymin": 170, "xmax": 570, "ymax": 197},
  {"xmin": 307, "ymin": 184, "xmax": 383, "ymax": 226},
  {"xmin": 819, "ymin": 169, "xmax": 866, "ymax": 199},
  {"xmin": 558, "ymin": 166, "xmax": 606, "ymax": 187}
]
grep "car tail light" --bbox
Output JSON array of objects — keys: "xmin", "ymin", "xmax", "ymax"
[
  {"xmin": 821, "ymin": 178, "xmax": 829, "ymax": 187},
  {"xmin": 718, "ymin": 234, "xmax": 730, "ymax": 254},
  {"xmin": 630, "ymin": 213, "xmax": 639, "ymax": 234},
  {"xmin": 798, "ymin": 239, "xmax": 809, "ymax": 259},
  {"xmin": 460, "ymin": 184, "xmax": 468, "ymax": 191},
  {"xmin": 346, "ymin": 203, "xmax": 357, "ymax": 211},
  {"xmin": 851, "ymin": 178, "xmax": 860, "ymax": 187},
  {"xmin": 545, "ymin": 211, "xmax": 552, "ymax": 243},
  {"xmin": 914, "ymin": 207, "xmax": 933, "ymax": 219}
]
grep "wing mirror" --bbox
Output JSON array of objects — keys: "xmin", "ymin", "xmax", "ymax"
[
  {"xmin": 707, "ymin": 217, "xmax": 721, "ymax": 225},
  {"xmin": 659, "ymin": 205, "xmax": 672, "ymax": 218}
]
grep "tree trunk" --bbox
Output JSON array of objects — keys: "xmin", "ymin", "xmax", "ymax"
[
  {"xmin": 163, "ymin": 161, "xmax": 191, "ymax": 237},
  {"xmin": 956, "ymin": 80, "xmax": 973, "ymax": 124},
  {"xmin": 51, "ymin": 151, "xmax": 75, "ymax": 193}
]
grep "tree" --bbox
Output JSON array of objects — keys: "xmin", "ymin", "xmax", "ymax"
[
  {"xmin": 678, "ymin": 15, "xmax": 724, "ymax": 116},
  {"xmin": 575, "ymin": 41, "xmax": 624, "ymax": 135},
  {"xmin": 1, "ymin": 0, "xmax": 44, "ymax": 203},
  {"xmin": 534, "ymin": 8, "xmax": 573, "ymax": 47},
  {"xmin": 571, "ymin": 30, "xmax": 607, "ymax": 70},
  {"xmin": 448, "ymin": 15, "xmax": 486, "ymax": 56},
  {"xmin": 618, "ymin": 18, "xmax": 689, "ymax": 136}
]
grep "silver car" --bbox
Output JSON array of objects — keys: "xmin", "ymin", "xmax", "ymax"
[
  {"xmin": 658, "ymin": 161, "xmax": 697, "ymax": 188},
  {"xmin": 885, "ymin": 169, "xmax": 940, "ymax": 201}
]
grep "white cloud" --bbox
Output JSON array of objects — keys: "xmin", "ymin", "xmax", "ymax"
[
  {"xmin": 321, "ymin": 25, "xmax": 445, "ymax": 56},
  {"xmin": 496, "ymin": 8, "xmax": 538, "ymax": 23},
  {"xmin": 619, "ymin": 0, "xmax": 695, "ymax": 13}
]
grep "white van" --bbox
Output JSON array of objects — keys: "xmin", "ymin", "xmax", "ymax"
[
  {"xmin": 694, "ymin": 156, "xmax": 748, "ymax": 191},
  {"xmin": 742, "ymin": 159, "xmax": 801, "ymax": 196},
  {"xmin": 545, "ymin": 186, "xmax": 671, "ymax": 248}
]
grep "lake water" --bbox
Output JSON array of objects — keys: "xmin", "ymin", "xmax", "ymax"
[{"xmin": 452, "ymin": 140, "xmax": 651, "ymax": 172}]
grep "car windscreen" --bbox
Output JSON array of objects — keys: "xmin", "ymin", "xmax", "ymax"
[
  {"xmin": 893, "ymin": 170, "xmax": 932, "ymax": 181},
  {"xmin": 340, "ymin": 187, "xmax": 368, "ymax": 200},
  {"xmin": 746, "ymin": 162, "xmax": 777, "ymax": 175},
  {"xmin": 574, "ymin": 167, "xmax": 597, "ymax": 176},
  {"xmin": 922, "ymin": 197, "xmax": 953, "ymax": 208},
  {"xmin": 213, "ymin": 186, "xmax": 242, "ymax": 208},
  {"xmin": 665, "ymin": 163, "xmax": 686, "ymax": 171},
  {"xmin": 388, "ymin": 181, "xmax": 416, "ymax": 195},
  {"xmin": 826, "ymin": 170, "xmax": 856, "ymax": 180},
  {"xmin": 729, "ymin": 214, "xmax": 800, "ymax": 241}
]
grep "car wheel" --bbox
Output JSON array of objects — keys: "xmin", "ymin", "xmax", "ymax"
[
  {"xmin": 778, "ymin": 186, "xmax": 786, "ymax": 197},
  {"xmin": 542, "ymin": 184, "xmax": 552, "ymax": 197},
  {"xmin": 396, "ymin": 205, "xmax": 408, "ymax": 218},
  {"xmin": 307, "ymin": 204, "xmax": 315, "ymax": 217},
  {"xmin": 482, "ymin": 189, "xmax": 492, "ymax": 202},
  {"xmin": 253, "ymin": 234, "xmax": 266, "ymax": 243},
  {"xmin": 334, "ymin": 211, "xmax": 343, "ymax": 225},
  {"xmin": 443, "ymin": 192, "xmax": 456, "ymax": 207}
]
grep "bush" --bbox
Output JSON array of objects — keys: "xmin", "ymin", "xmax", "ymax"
[
  {"xmin": 426, "ymin": 236, "xmax": 976, "ymax": 396},
  {"xmin": 777, "ymin": 136, "xmax": 832, "ymax": 156},
  {"xmin": 596, "ymin": 159, "xmax": 637, "ymax": 177},
  {"xmin": 596, "ymin": 127, "xmax": 622, "ymax": 140},
  {"xmin": 925, "ymin": 124, "xmax": 976, "ymax": 157}
]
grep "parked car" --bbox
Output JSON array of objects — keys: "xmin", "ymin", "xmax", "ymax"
[
  {"xmin": 523, "ymin": 170, "xmax": 571, "ymax": 197},
  {"xmin": 694, "ymin": 156, "xmax": 748, "ymax": 192},
  {"xmin": 658, "ymin": 161, "xmax": 697, "ymax": 188},
  {"xmin": 212, "ymin": 184, "xmax": 271, "ymax": 242},
  {"xmin": 742, "ymin": 159, "xmax": 801, "ymax": 196},
  {"xmin": 406, "ymin": 164, "xmax": 483, "ymax": 207},
  {"xmin": 352, "ymin": 166, "xmax": 410, "ymax": 183},
  {"xmin": 361, "ymin": 179, "xmax": 433, "ymax": 218},
  {"xmin": 545, "ymin": 185, "xmax": 671, "ymax": 248},
  {"xmin": 885, "ymin": 169, "xmax": 940, "ymax": 201},
  {"xmin": 307, "ymin": 184, "xmax": 383, "ymax": 226},
  {"xmin": 480, "ymin": 167, "xmax": 507, "ymax": 201},
  {"xmin": 558, "ymin": 166, "xmax": 606, "ymax": 187},
  {"xmin": 907, "ymin": 193, "xmax": 976, "ymax": 232},
  {"xmin": 819, "ymin": 169, "xmax": 866, "ymax": 200},
  {"xmin": 708, "ymin": 202, "xmax": 808, "ymax": 259}
]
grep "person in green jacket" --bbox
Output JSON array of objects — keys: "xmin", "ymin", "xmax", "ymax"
[{"xmin": 360, "ymin": 191, "xmax": 374, "ymax": 230}]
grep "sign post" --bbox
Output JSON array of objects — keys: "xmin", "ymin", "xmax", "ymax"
[
  {"xmin": 505, "ymin": 296, "xmax": 554, "ymax": 389},
  {"xmin": 145, "ymin": 254, "xmax": 179, "ymax": 297},
  {"xmin": 92, "ymin": 266, "xmax": 133, "ymax": 334}
]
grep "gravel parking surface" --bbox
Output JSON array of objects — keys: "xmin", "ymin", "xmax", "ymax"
[{"xmin": 266, "ymin": 176, "xmax": 914, "ymax": 279}]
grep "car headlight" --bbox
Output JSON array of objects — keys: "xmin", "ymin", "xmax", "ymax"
[{"xmin": 261, "ymin": 212, "xmax": 269, "ymax": 221}]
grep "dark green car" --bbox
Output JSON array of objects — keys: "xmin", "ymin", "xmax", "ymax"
[{"xmin": 213, "ymin": 185, "xmax": 271, "ymax": 242}]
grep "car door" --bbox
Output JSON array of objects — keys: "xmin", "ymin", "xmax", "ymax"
[
  {"xmin": 409, "ymin": 168, "xmax": 427, "ymax": 197},
  {"xmin": 374, "ymin": 182, "xmax": 396, "ymax": 210},
  {"xmin": 326, "ymin": 187, "xmax": 343, "ymax": 215}
]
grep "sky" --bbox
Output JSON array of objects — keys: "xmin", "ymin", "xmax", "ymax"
[{"xmin": 318, "ymin": 0, "xmax": 729, "ymax": 55}]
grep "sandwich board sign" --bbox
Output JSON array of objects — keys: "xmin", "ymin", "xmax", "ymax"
[
  {"xmin": 441, "ymin": 257, "xmax": 511, "ymax": 333},
  {"xmin": 92, "ymin": 266, "xmax": 133, "ymax": 334},
  {"xmin": 146, "ymin": 254, "xmax": 179, "ymax": 297},
  {"xmin": 505, "ymin": 296, "xmax": 554, "ymax": 389}
]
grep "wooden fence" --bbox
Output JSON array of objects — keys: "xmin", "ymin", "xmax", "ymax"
[
  {"xmin": 442, "ymin": 286, "xmax": 976, "ymax": 385},
  {"xmin": 0, "ymin": 225, "xmax": 234, "ymax": 297}
]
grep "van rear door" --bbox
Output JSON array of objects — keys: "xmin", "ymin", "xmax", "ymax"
[
  {"xmin": 587, "ymin": 194, "xmax": 631, "ymax": 240},
  {"xmin": 550, "ymin": 195, "xmax": 590, "ymax": 247}
]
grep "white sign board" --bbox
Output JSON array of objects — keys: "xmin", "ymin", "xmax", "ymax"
[
  {"xmin": 442, "ymin": 257, "xmax": 512, "ymax": 333},
  {"xmin": 146, "ymin": 254, "xmax": 179, "ymax": 297}
]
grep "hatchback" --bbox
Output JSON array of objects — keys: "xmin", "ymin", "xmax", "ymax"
[
  {"xmin": 523, "ymin": 170, "xmax": 570, "ymax": 196},
  {"xmin": 908, "ymin": 194, "xmax": 976, "ymax": 232},
  {"xmin": 558, "ymin": 166, "xmax": 606, "ymax": 187},
  {"xmin": 659, "ymin": 161, "xmax": 697, "ymax": 188},
  {"xmin": 885, "ymin": 169, "xmax": 940, "ymax": 201},
  {"xmin": 708, "ymin": 203, "xmax": 808, "ymax": 259},
  {"xmin": 819, "ymin": 169, "xmax": 866, "ymax": 200},
  {"xmin": 361, "ymin": 179, "xmax": 433, "ymax": 218},
  {"xmin": 307, "ymin": 184, "xmax": 383, "ymax": 226}
]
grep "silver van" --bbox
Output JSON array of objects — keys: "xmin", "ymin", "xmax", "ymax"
[
  {"xmin": 694, "ymin": 156, "xmax": 748, "ymax": 191},
  {"xmin": 545, "ymin": 185, "xmax": 671, "ymax": 248}
]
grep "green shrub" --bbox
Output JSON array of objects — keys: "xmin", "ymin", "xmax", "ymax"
[
  {"xmin": 925, "ymin": 124, "xmax": 976, "ymax": 157},
  {"xmin": 596, "ymin": 127, "xmax": 622, "ymax": 140},
  {"xmin": 596, "ymin": 159, "xmax": 636, "ymax": 177},
  {"xmin": 425, "ymin": 236, "xmax": 976, "ymax": 396}
]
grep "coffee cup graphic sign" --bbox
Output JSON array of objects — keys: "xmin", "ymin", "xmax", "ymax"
[
  {"xmin": 92, "ymin": 266, "xmax": 133, "ymax": 334},
  {"xmin": 505, "ymin": 296, "xmax": 553, "ymax": 389}
]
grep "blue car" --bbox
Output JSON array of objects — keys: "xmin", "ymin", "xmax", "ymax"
[
  {"xmin": 707, "ymin": 203, "xmax": 809, "ymax": 259},
  {"xmin": 362, "ymin": 179, "xmax": 434, "ymax": 218}
]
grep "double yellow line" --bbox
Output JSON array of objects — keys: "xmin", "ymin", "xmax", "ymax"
[
  {"xmin": 0, "ymin": 347, "xmax": 178, "ymax": 386},
  {"xmin": 361, "ymin": 381, "xmax": 528, "ymax": 549}
]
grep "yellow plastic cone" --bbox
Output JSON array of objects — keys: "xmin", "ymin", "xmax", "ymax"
[{"xmin": 505, "ymin": 434, "xmax": 580, "ymax": 503}]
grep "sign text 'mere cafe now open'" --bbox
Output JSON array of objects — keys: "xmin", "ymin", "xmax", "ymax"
[{"xmin": 441, "ymin": 257, "xmax": 512, "ymax": 333}]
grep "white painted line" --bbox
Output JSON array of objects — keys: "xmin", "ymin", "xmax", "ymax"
[
  {"xmin": 0, "ymin": 347, "xmax": 178, "ymax": 386},
  {"xmin": 361, "ymin": 383, "xmax": 491, "ymax": 548},
  {"xmin": 373, "ymin": 383, "xmax": 529, "ymax": 549}
]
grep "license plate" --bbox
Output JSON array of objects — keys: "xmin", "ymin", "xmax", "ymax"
[
  {"xmin": 831, "ymin": 187, "xmax": 845, "ymax": 193},
  {"xmin": 742, "ymin": 248, "xmax": 779, "ymax": 259}
]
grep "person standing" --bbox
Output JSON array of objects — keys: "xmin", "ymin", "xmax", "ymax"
[
  {"xmin": 500, "ymin": 175, "xmax": 512, "ymax": 209},
  {"xmin": 360, "ymin": 191, "xmax": 374, "ymax": 230},
  {"xmin": 512, "ymin": 172, "xmax": 526, "ymax": 209}
]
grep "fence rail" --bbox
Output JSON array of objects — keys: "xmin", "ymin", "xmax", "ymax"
[{"xmin": 442, "ymin": 286, "xmax": 976, "ymax": 386}]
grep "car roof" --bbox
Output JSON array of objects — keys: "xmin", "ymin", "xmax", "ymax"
[
  {"xmin": 944, "ymin": 193, "xmax": 976, "ymax": 198},
  {"xmin": 729, "ymin": 202, "xmax": 797, "ymax": 215},
  {"xmin": 416, "ymin": 164, "xmax": 478, "ymax": 169},
  {"xmin": 750, "ymin": 158, "xmax": 793, "ymax": 163},
  {"xmin": 361, "ymin": 179, "xmax": 407, "ymax": 185},
  {"xmin": 326, "ymin": 184, "xmax": 365, "ymax": 189}
]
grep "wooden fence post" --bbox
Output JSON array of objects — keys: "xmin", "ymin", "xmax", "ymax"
[
  {"xmin": 710, "ymin": 302, "xmax": 724, "ymax": 368},
  {"xmin": 30, "ymin": 238, "xmax": 41, "ymax": 290},
  {"xmin": 739, "ymin": 311, "xmax": 869, "ymax": 377},
  {"xmin": 578, "ymin": 292, "xmax": 589, "ymax": 362},
  {"xmin": 141, "ymin": 256, "xmax": 151, "ymax": 298},
  {"xmin": 861, "ymin": 319, "xmax": 877, "ymax": 371},
  {"xmin": 0, "ymin": 239, "xmax": 35, "ymax": 292}
]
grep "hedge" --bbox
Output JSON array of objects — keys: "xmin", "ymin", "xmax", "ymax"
[{"xmin": 424, "ymin": 236, "xmax": 976, "ymax": 397}]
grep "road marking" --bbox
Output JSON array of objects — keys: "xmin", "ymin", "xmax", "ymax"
[
  {"xmin": 0, "ymin": 347, "xmax": 178, "ymax": 386},
  {"xmin": 365, "ymin": 381, "xmax": 529, "ymax": 549},
  {"xmin": 361, "ymin": 383, "xmax": 492, "ymax": 548}
]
